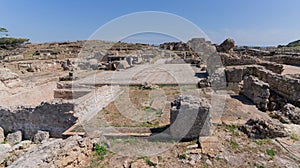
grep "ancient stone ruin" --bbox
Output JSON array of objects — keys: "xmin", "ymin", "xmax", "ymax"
[
  {"xmin": 170, "ymin": 95, "xmax": 211, "ymax": 140},
  {"xmin": 0, "ymin": 37, "xmax": 300, "ymax": 167}
]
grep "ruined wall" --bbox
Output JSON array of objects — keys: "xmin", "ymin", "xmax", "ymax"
[
  {"xmin": 220, "ymin": 53, "xmax": 283, "ymax": 74},
  {"xmin": 262, "ymin": 55, "xmax": 300, "ymax": 66},
  {"xmin": 253, "ymin": 68, "xmax": 300, "ymax": 104},
  {"xmin": 257, "ymin": 62, "xmax": 283, "ymax": 74},
  {"xmin": 225, "ymin": 65, "xmax": 300, "ymax": 105},
  {"xmin": 9, "ymin": 135, "xmax": 93, "ymax": 168},
  {"xmin": 0, "ymin": 101, "xmax": 77, "ymax": 139},
  {"xmin": 243, "ymin": 75, "xmax": 270, "ymax": 111},
  {"xmin": 220, "ymin": 53, "xmax": 259, "ymax": 66},
  {"xmin": 160, "ymin": 42, "xmax": 191, "ymax": 51}
]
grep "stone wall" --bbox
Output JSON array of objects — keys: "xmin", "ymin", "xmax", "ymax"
[
  {"xmin": 257, "ymin": 62, "xmax": 283, "ymax": 74},
  {"xmin": 262, "ymin": 55, "xmax": 300, "ymax": 66},
  {"xmin": 225, "ymin": 65, "xmax": 300, "ymax": 106},
  {"xmin": 253, "ymin": 67, "xmax": 300, "ymax": 104},
  {"xmin": 160, "ymin": 42, "xmax": 191, "ymax": 51},
  {"xmin": 0, "ymin": 101, "xmax": 77, "ymax": 139},
  {"xmin": 220, "ymin": 53, "xmax": 283, "ymax": 74},
  {"xmin": 220, "ymin": 53, "xmax": 259, "ymax": 66},
  {"xmin": 242, "ymin": 76, "xmax": 270, "ymax": 111}
]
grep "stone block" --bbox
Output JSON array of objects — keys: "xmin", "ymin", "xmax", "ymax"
[
  {"xmin": 33, "ymin": 130, "xmax": 50, "ymax": 143},
  {"xmin": 243, "ymin": 75, "xmax": 270, "ymax": 111},
  {"xmin": 6, "ymin": 131, "xmax": 22, "ymax": 145},
  {"xmin": 199, "ymin": 136, "xmax": 222, "ymax": 157},
  {"xmin": 170, "ymin": 95, "xmax": 211, "ymax": 140}
]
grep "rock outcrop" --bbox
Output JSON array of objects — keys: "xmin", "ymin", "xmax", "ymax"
[{"xmin": 217, "ymin": 38, "xmax": 235, "ymax": 53}]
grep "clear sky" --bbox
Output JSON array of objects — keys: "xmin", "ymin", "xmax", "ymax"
[{"xmin": 1, "ymin": 0, "xmax": 300, "ymax": 46}]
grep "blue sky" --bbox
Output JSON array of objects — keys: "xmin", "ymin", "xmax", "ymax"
[{"xmin": 1, "ymin": 0, "xmax": 300, "ymax": 46}]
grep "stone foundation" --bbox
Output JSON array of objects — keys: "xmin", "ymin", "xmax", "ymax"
[{"xmin": 225, "ymin": 65, "xmax": 300, "ymax": 106}]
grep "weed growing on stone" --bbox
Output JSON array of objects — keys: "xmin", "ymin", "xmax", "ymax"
[
  {"xmin": 144, "ymin": 158, "xmax": 157, "ymax": 167},
  {"xmin": 157, "ymin": 156, "xmax": 163, "ymax": 162},
  {"xmin": 225, "ymin": 124, "xmax": 240, "ymax": 136},
  {"xmin": 230, "ymin": 140, "xmax": 238, "ymax": 149},
  {"xmin": 253, "ymin": 140, "xmax": 263, "ymax": 146}
]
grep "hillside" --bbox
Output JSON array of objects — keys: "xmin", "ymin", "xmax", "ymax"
[{"xmin": 287, "ymin": 39, "xmax": 300, "ymax": 47}]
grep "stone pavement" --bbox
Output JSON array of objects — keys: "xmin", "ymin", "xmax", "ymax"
[{"xmin": 77, "ymin": 59, "xmax": 200, "ymax": 86}]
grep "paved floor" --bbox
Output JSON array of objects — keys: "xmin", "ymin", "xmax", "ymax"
[
  {"xmin": 77, "ymin": 59, "xmax": 201, "ymax": 86},
  {"xmin": 282, "ymin": 64, "xmax": 300, "ymax": 75}
]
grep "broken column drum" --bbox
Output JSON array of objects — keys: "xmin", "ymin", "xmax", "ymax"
[{"xmin": 170, "ymin": 95, "xmax": 211, "ymax": 140}]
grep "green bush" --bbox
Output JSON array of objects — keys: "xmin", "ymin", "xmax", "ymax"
[
  {"xmin": 265, "ymin": 149, "xmax": 276, "ymax": 156},
  {"xmin": 94, "ymin": 144, "xmax": 107, "ymax": 160}
]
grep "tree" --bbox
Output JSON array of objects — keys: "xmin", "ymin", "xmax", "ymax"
[
  {"xmin": 0, "ymin": 27, "xmax": 8, "ymax": 33},
  {"xmin": 0, "ymin": 27, "xmax": 9, "ymax": 37},
  {"xmin": 0, "ymin": 27, "xmax": 29, "ymax": 49}
]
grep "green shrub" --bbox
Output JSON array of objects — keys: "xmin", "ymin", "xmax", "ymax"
[
  {"xmin": 94, "ymin": 144, "xmax": 107, "ymax": 160},
  {"xmin": 266, "ymin": 149, "xmax": 276, "ymax": 156}
]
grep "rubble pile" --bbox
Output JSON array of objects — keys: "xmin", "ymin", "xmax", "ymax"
[{"xmin": 240, "ymin": 118, "xmax": 288, "ymax": 139}]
